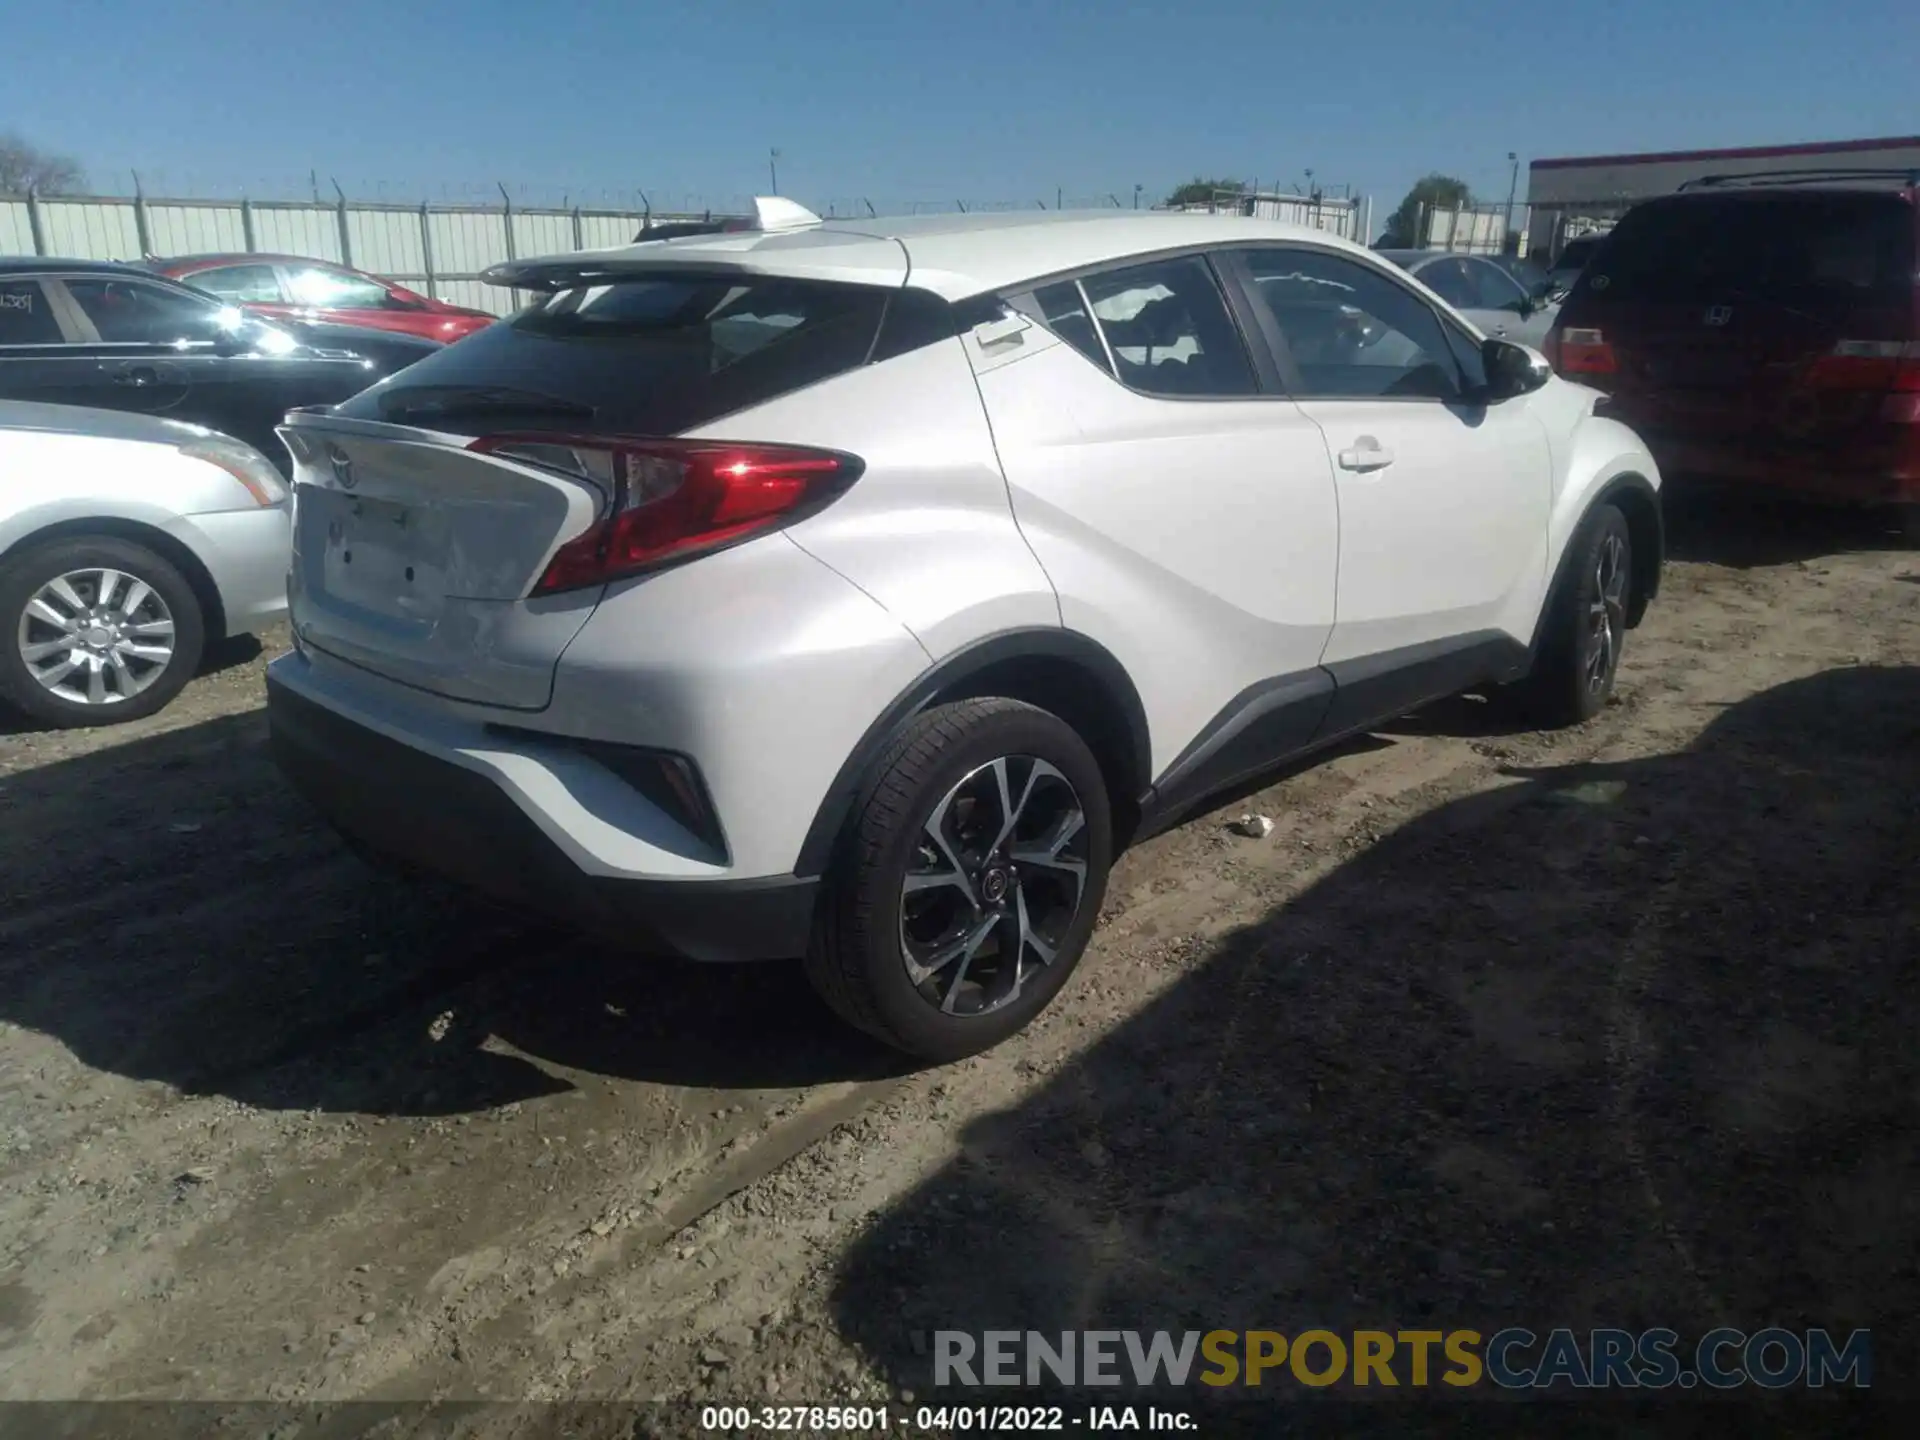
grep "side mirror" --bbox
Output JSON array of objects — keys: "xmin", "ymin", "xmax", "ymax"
[
  {"xmin": 384, "ymin": 288, "xmax": 427, "ymax": 311},
  {"xmin": 1482, "ymin": 338, "xmax": 1552, "ymax": 400}
]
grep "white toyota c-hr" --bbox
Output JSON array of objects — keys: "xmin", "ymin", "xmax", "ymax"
[{"xmin": 266, "ymin": 202, "xmax": 1663, "ymax": 1060}]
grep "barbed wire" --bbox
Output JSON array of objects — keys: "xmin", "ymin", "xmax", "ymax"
[{"xmin": 30, "ymin": 172, "xmax": 1190, "ymax": 217}]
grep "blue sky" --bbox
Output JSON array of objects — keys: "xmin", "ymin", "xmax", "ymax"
[{"xmin": 9, "ymin": 0, "xmax": 1917, "ymax": 219}]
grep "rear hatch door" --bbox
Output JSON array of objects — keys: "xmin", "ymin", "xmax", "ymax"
[
  {"xmin": 281, "ymin": 409, "xmax": 608, "ymax": 710},
  {"xmin": 281, "ymin": 262, "xmax": 900, "ymax": 710},
  {"xmin": 1569, "ymin": 192, "xmax": 1916, "ymax": 462}
]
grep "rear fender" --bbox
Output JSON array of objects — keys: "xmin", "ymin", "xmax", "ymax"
[
  {"xmin": 685, "ymin": 336, "xmax": 1062, "ymax": 661},
  {"xmin": 792, "ymin": 628, "xmax": 1152, "ymax": 877}
]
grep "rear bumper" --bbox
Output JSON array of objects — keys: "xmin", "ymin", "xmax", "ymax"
[
  {"xmin": 266, "ymin": 665, "xmax": 819, "ymax": 962},
  {"xmin": 1627, "ymin": 428, "xmax": 1920, "ymax": 505}
]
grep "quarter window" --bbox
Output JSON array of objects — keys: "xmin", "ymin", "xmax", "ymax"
[
  {"xmin": 1238, "ymin": 248, "xmax": 1466, "ymax": 401},
  {"xmin": 0, "ymin": 279, "xmax": 62, "ymax": 344},
  {"xmin": 1026, "ymin": 281, "xmax": 1112, "ymax": 374},
  {"xmin": 1077, "ymin": 257, "xmax": 1256, "ymax": 398}
]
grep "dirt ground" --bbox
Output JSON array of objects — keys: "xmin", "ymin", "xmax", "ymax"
[{"xmin": 2, "ymin": 491, "xmax": 1916, "ymax": 1435}]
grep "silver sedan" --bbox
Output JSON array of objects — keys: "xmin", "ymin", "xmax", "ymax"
[
  {"xmin": 1374, "ymin": 248, "xmax": 1562, "ymax": 348},
  {"xmin": 0, "ymin": 401, "xmax": 290, "ymax": 727}
]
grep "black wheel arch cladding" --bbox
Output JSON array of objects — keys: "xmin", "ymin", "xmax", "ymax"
[
  {"xmin": 792, "ymin": 628, "xmax": 1151, "ymax": 878},
  {"xmin": 1530, "ymin": 476, "xmax": 1662, "ymax": 657}
]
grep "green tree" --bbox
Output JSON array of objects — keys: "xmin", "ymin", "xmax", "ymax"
[
  {"xmin": 1163, "ymin": 177, "xmax": 1243, "ymax": 208},
  {"xmin": 1380, "ymin": 173, "xmax": 1470, "ymax": 246}
]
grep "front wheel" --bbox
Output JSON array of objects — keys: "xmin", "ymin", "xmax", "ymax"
[
  {"xmin": 1508, "ymin": 503, "xmax": 1632, "ymax": 727},
  {"xmin": 805, "ymin": 698, "xmax": 1113, "ymax": 1061},
  {"xmin": 0, "ymin": 535, "xmax": 206, "ymax": 728}
]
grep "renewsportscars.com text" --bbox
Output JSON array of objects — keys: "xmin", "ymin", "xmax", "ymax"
[{"xmin": 933, "ymin": 1327, "xmax": 1871, "ymax": 1390}]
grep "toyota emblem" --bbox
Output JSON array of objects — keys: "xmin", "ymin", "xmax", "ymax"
[{"xmin": 327, "ymin": 442, "xmax": 357, "ymax": 489}]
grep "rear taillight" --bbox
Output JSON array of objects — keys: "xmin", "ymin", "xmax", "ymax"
[
  {"xmin": 1554, "ymin": 327, "xmax": 1617, "ymax": 377},
  {"xmin": 1805, "ymin": 340, "xmax": 1920, "ymax": 391},
  {"xmin": 470, "ymin": 434, "xmax": 862, "ymax": 594}
]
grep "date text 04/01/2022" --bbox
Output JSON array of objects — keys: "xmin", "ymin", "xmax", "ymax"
[{"xmin": 698, "ymin": 1403, "xmax": 1197, "ymax": 1430}]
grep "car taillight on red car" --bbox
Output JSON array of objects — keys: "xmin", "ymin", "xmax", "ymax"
[
  {"xmin": 469, "ymin": 435, "xmax": 862, "ymax": 594},
  {"xmin": 1551, "ymin": 327, "xmax": 1617, "ymax": 377},
  {"xmin": 1804, "ymin": 340, "xmax": 1920, "ymax": 423}
]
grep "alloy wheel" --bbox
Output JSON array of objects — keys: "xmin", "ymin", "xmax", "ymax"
[
  {"xmin": 898, "ymin": 755, "xmax": 1091, "ymax": 1018},
  {"xmin": 1585, "ymin": 531, "xmax": 1628, "ymax": 695},
  {"xmin": 16, "ymin": 568, "xmax": 178, "ymax": 707}
]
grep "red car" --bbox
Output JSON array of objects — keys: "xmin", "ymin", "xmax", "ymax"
[
  {"xmin": 1543, "ymin": 171, "xmax": 1920, "ymax": 533},
  {"xmin": 153, "ymin": 254, "xmax": 495, "ymax": 343}
]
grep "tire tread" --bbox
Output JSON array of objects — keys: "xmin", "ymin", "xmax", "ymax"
[{"xmin": 805, "ymin": 697, "xmax": 1088, "ymax": 1053}]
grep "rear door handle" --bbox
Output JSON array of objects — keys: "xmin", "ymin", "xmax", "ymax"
[
  {"xmin": 1337, "ymin": 439, "xmax": 1394, "ymax": 473},
  {"xmin": 115, "ymin": 365, "xmax": 160, "ymax": 387}
]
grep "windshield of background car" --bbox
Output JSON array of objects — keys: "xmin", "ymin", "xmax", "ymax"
[
  {"xmin": 1501, "ymin": 258, "xmax": 1554, "ymax": 294},
  {"xmin": 1557, "ymin": 238, "xmax": 1598, "ymax": 269},
  {"xmin": 1581, "ymin": 196, "xmax": 1915, "ymax": 305},
  {"xmin": 332, "ymin": 272, "xmax": 894, "ymax": 434}
]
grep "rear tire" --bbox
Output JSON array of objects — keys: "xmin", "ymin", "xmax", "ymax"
[
  {"xmin": 0, "ymin": 535, "xmax": 206, "ymax": 729},
  {"xmin": 804, "ymin": 698, "xmax": 1113, "ymax": 1061},
  {"xmin": 1508, "ymin": 503, "xmax": 1632, "ymax": 727}
]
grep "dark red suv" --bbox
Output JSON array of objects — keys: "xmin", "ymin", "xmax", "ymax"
[{"xmin": 1543, "ymin": 172, "xmax": 1920, "ymax": 532}]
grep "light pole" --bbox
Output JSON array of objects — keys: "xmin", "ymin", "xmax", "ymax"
[
  {"xmin": 769, "ymin": 148, "xmax": 782, "ymax": 194},
  {"xmin": 1504, "ymin": 151, "xmax": 1519, "ymax": 252},
  {"xmin": 1133, "ymin": 183, "xmax": 1142, "ymax": 210}
]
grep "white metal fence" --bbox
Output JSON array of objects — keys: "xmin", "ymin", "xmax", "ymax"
[
  {"xmin": 1414, "ymin": 201, "xmax": 1533, "ymax": 255},
  {"xmin": 0, "ymin": 191, "xmax": 723, "ymax": 316},
  {"xmin": 1162, "ymin": 189, "xmax": 1371, "ymax": 243}
]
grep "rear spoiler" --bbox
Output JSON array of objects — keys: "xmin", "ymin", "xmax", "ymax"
[{"xmin": 484, "ymin": 196, "xmax": 825, "ymax": 291}]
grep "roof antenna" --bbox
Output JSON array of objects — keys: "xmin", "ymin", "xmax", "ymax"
[{"xmin": 750, "ymin": 196, "xmax": 824, "ymax": 230}]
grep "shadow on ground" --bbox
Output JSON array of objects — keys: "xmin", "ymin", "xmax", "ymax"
[
  {"xmin": 0, "ymin": 709, "xmax": 906, "ymax": 1117},
  {"xmin": 829, "ymin": 666, "xmax": 1919, "ymax": 1428},
  {"xmin": 1662, "ymin": 485, "xmax": 1915, "ymax": 569}
]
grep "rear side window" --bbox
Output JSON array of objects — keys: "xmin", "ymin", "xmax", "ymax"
[
  {"xmin": 1583, "ymin": 197, "xmax": 1916, "ymax": 304},
  {"xmin": 0, "ymin": 279, "xmax": 62, "ymax": 344},
  {"xmin": 335, "ymin": 272, "xmax": 893, "ymax": 433},
  {"xmin": 1078, "ymin": 256, "xmax": 1257, "ymax": 398}
]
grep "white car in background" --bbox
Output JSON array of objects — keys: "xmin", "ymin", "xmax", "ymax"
[
  {"xmin": 0, "ymin": 402, "xmax": 290, "ymax": 727},
  {"xmin": 266, "ymin": 203, "xmax": 1663, "ymax": 1060}
]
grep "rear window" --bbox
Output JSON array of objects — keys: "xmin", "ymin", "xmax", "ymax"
[
  {"xmin": 1579, "ymin": 196, "xmax": 1916, "ymax": 304},
  {"xmin": 334, "ymin": 272, "xmax": 902, "ymax": 434}
]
